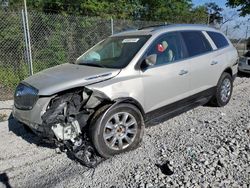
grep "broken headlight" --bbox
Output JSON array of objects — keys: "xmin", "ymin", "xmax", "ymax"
[{"xmin": 14, "ymin": 83, "xmax": 38, "ymax": 110}]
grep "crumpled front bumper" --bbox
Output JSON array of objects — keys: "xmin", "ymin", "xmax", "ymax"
[
  {"xmin": 12, "ymin": 96, "xmax": 53, "ymax": 136},
  {"xmin": 12, "ymin": 92, "xmax": 106, "ymax": 167}
]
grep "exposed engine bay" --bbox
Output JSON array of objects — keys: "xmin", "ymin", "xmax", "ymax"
[{"xmin": 40, "ymin": 88, "xmax": 110, "ymax": 167}]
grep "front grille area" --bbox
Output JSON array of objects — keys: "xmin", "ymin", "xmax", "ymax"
[{"xmin": 14, "ymin": 83, "xmax": 38, "ymax": 110}]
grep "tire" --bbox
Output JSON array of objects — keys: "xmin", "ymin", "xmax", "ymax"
[
  {"xmin": 210, "ymin": 72, "xmax": 233, "ymax": 107},
  {"xmin": 90, "ymin": 103, "xmax": 144, "ymax": 158}
]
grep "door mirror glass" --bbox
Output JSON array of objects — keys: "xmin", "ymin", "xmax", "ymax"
[{"xmin": 145, "ymin": 54, "xmax": 157, "ymax": 66}]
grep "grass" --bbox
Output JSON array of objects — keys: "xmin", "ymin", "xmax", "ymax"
[
  {"xmin": 0, "ymin": 64, "xmax": 29, "ymax": 89},
  {"xmin": 0, "ymin": 61, "xmax": 63, "ymax": 100}
]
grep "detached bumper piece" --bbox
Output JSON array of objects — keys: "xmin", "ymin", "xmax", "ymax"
[{"xmin": 64, "ymin": 134, "xmax": 105, "ymax": 168}]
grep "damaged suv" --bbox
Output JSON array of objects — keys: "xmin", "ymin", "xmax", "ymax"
[{"xmin": 13, "ymin": 24, "xmax": 238, "ymax": 166}]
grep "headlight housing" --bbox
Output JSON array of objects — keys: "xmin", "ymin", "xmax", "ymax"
[{"xmin": 14, "ymin": 83, "xmax": 38, "ymax": 110}]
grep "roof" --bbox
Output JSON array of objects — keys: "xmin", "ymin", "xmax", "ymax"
[{"xmin": 112, "ymin": 24, "xmax": 219, "ymax": 37}]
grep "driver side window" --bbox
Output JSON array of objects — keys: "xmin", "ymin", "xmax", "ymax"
[{"xmin": 147, "ymin": 32, "xmax": 186, "ymax": 66}]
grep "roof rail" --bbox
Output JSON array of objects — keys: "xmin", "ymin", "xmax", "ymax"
[{"xmin": 138, "ymin": 24, "xmax": 169, "ymax": 30}]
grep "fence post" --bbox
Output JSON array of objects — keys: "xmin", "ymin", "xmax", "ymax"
[
  {"xmin": 245, "ymin": 26, "xmax": 249, "ymax": 53},
  {"xmin": 207, "ymin": 13, "xmax": 210, "ymax": 26},
  {"xmin": 24, "ymin": 0, "xmax": 33, "ymax": 75},
  {"xmin": 21, "ymin": 9, "xmax": 30, "ymax": 71},
  {"xmin": 111, "ymin": 17, "xmax": 114, "ymax": 35}
]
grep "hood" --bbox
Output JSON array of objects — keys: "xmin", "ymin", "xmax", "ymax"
[{"xmin": 23, "ymin": 63, "xmax": 121, "ymax": 95}]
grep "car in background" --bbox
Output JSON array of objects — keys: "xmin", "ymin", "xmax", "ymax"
[{"xmin": 239, "ymin": 51, "xmax": 250, "ymax": 74}]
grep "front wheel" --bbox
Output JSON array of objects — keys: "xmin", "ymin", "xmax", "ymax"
[
  {"xmin": 90, "ymin": 103, "xmax": 144, "ymax": 158},
  {"xmin": 210, "ymin": 72, "xmax": 233, "ymax": 107}
]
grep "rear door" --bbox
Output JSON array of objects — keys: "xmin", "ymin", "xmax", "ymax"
[
  {"xmin": 141, "ymin": 32, "xmax": 190, "ymax": 113},
  {"xmin": 206, "ymin": 31, "xmax": 237, "ymax": 80},
  {"xmin": 180, "ymin": 31, "xmax": 215, "ymax": 95}
]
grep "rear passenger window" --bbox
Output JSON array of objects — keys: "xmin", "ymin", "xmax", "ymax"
[
  {"xmin": 207, "ymin": 31, "xmax": 229, "ymax": 49},
  {"xmin": 181, "ymin": 31, "xmax": 212, "ymax": 57}
]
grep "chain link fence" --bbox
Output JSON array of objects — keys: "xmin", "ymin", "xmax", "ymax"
[
  {"xmin": 0, "ymin": 10, "xmax": 28, "ymax": 100},
  {"xmin": 0, "ymin": 10, "xmax": 165, "ymax": 100},
  {"xmin": 29, "ymin": 13, "xmax": 112, "ymax": 72},
  {"xmin": 221, "ymin": 24, "xmax": 250, "ymax": 56},
  {"xmin": 0, "ymin": 9, "xmax": 248, "ymax": 100}
]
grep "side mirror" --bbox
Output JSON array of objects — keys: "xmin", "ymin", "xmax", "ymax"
[{"xmin": 145, "ymin": 54, "xmax": 157, "ymax": 66}]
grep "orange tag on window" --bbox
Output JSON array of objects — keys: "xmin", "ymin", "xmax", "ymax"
[{"xmin": 157, "ymin": 44, "xmax": 164, "ymax": 52}]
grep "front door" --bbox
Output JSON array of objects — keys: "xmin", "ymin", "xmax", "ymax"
[{"xmin": 141, "ymin": 32, "xmax": 190, "ymax": 113}]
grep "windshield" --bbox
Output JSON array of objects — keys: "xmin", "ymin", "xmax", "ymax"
[{"xmin": 75, "ymin": 35, "xmax": 151, "ymax": 69}]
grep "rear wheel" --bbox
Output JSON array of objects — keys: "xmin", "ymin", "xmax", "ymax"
[
  {"xmin": 210, "ymin": 72, "xmax": 233, "ymax": 107},
  {"xmin": 90, "ymin": 103, "xmax": 144, "ymax": 158}
]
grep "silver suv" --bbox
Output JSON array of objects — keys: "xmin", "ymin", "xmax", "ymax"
[{"xmin": 13, "ymin": 24, "xmax": 238, "ymax": 162}]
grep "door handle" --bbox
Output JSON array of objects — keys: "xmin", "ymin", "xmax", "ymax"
[
  {"xmin": 179, "ymin": 70, "xmax": 188, "ymax": 75},
  {"xmin": 211, "ymin": 61, "xmax": 218, "ymax": 65}
]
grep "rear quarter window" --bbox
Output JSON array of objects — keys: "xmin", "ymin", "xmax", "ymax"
[
  {"xmin": 181, "ymin": 31, "xmax": 212, "ymax": 57},
  {"xmin": 207, "ymin": 31, "xmax": 229, "ymax": 49}
]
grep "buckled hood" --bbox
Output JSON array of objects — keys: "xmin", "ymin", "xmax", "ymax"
[{"xmin": 23, "ymin": 63, "xmax": 121, "ymax": 95}]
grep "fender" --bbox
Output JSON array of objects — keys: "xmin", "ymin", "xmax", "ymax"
[
  {"xmin": 114, "ymin": 97, "xmax": 145, "ymax": 116},
  {"xmin": 216, "ymin": 67, "xmax": 233, "ymax": 85},
  {"xmin": 96, "ymin": 97, "xmax": 145, "ymax": 131}
]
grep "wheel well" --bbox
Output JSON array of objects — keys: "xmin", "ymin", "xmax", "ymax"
[
  {"xmin": 113, "ymin": 98, "xmax": 145, "ymax": 117},
  {"xmin": 89, "ymin": 97, "xmax": 145, "ymax": 125},
  {"xmin": 223, "ymin": 67, "xmax": 233, "ymax": 77}
]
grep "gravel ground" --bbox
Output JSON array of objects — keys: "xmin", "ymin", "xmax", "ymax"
[
  {"xmin": 0, "ymin": 100, "xmax": 12, "ymax": 122},
  {"xmin": 0, "ymin": 75, "xmax": 249, "ymax": 188}
]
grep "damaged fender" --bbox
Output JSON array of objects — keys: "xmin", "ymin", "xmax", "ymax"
[
  {"xmin": 40, "ymin": 87, "xmax": 112, "ymax": 167},
  {"xmin": 40, "ymin": 88, "xmax": 144, "ymax": 167}
]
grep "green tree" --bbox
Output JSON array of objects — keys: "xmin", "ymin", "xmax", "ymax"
[
  {"xmin": 78, "ymin": 0, "xmax": 143, "ymax": 19},
  {"xmin": 188, "ymin": 5, "xmax": 208, "ymax": 24},
  {"xmin": 7, "ymin": 0, "xmax": 143, "ymax": 19},
  {"xmin": 137, "ymin": 0, "xmax": 208, "ymax": 23},
  {"xmin": 226, "ymin": 0, "xmax": 250, "ymax": 16},
  {"xmin": 205, "ymin": 2, "xmax": 223, "ymax": 24},
  {"xmin": 140, "ymin": 0, "xmax": 193, "ymax": 21},
  {"xmin": 6, "ymin": 0, "xmax": 209, "ymax": 22}
]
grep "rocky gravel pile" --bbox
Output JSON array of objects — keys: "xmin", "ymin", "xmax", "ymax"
[{"xmin": 0, "ymin": 75, "xmax": 249, "ymax": 188}]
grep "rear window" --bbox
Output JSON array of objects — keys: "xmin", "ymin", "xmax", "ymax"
[
  {"xmin": 181, "ymin": 31, "xmax": 212, "ymax": 57},
  {"xmin": 207, "ymin": 31, "xmax": 229, "ymax": 49}
]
